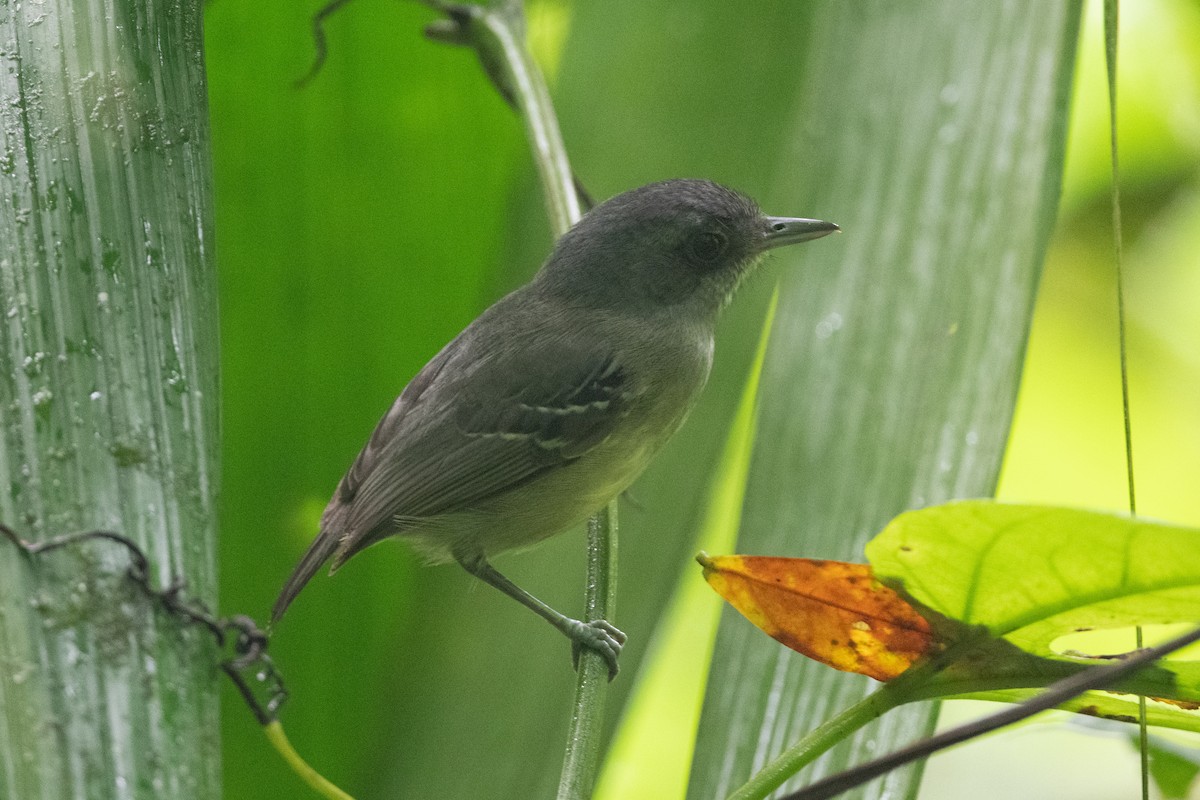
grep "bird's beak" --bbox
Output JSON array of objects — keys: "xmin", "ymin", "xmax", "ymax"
[{"xmin": 759, "ymin": 216, "xmax": 840, "ymax": 251}]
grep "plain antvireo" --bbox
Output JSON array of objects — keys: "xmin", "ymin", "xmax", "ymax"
[{"xmin": 272, "ymin": 179, "xmax": 838, "ymax": 676}]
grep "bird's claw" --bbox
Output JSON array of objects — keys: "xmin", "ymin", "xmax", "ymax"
[{"xmin": 568, "ymin": 618, "xmax": 626, "ymax": 680}]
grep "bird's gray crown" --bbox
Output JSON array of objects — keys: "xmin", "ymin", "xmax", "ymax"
[{"xmin": 533, "ymin": 179, "xmax": 773, "ymax": 316}]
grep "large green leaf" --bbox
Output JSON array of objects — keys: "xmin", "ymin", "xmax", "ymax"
[
  {"xmin": 689, "ymin": 4, "xmax": 1082, "ymax": 800},
  {"xmin": 869, "ymin": 501, "xmax": 1200, "ymax": 655},
  {"xmin": 866, "ymin": 501, "xmax": 1200, "ymax": 729}
]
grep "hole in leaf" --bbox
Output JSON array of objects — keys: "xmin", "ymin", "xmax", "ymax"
[{"xmin": 1050, "ymin": 624, "xmax": 1200, "ymax": 661}]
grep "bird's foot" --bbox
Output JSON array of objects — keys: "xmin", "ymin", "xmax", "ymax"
[{"xmin": 567, "ymin": 618, "xmax": 627, "ymax": 680}]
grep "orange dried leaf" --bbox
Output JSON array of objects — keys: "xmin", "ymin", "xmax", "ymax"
[{"xmin": 698, "ymin": 553, "xmax": 937, "ymax": 681}]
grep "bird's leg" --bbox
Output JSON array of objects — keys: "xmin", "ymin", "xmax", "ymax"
[{"xmin": 455, "ymin": 550, "xmax": 626, "ymax": 679}]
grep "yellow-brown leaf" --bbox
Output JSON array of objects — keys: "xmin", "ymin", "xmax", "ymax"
[{"xmin": 698, "ymin": 553, "xmax": 936, "ymax": 681}]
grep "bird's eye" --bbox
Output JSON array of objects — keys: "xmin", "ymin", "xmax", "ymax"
[{"xmin": 689, "ymin": 230, "xmax": 728, "ymax": 266}]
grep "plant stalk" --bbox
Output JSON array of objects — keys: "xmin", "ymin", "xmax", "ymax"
[
  {"xmin": 723, "ymin": 675, "xmax": 917, "ymax": 800},
  {"xmin": 0, "ymin": 0, "xmax": 220, "ymax": 797},
  {"xmin": 425, "ymin": 3, "xmax": 614, "ymax": 798}
]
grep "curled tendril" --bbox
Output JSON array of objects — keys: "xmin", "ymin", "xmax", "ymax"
[{"xmin": 2, "ymin": 522, "xmax": 287, "ymax": 725}]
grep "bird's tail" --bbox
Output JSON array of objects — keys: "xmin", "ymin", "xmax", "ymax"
[{"xmin": 271, "ymin": 528, "xmax": 341, "ymax": 624}]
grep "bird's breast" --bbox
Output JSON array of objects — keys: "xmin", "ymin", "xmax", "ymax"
[{"xmin": 401, "ymin": 313, "xmax": 716, "ymax": 561}]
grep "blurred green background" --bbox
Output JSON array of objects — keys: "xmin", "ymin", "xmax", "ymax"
[{"xmin": 203, "ymin": 0, "xmax": 1200, "ymax": 798}]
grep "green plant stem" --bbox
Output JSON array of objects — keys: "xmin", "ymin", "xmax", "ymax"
[
  {"xmin": 779, "ymin": 624, "xmax": 1200, "ymax": 800},
  {"xmin": 1102, "ymin": 1, "xmax": 1147, "ymax": 794},
  {"xmin": 724, "ymin": 675, "xmax": 918, "ymax": 800},
  {"xmin": 425, "ymin": 3, "xmax": 613, "ymax": 798},
  {"xmin": 427, "ymin": 0, "xmax": 582, "ymax": 235},
  {"xmin": 727, "ymin": 618, "xmax": 1200, "ymax": 800},
  {"xmin": 264, "ymin": 722, "xmax": 356, "ymax": 800},
  {"xmin": 558, "ymin": 504, "xmax": 620, "ymax": 799}
]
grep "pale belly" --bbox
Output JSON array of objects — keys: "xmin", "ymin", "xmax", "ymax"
[
  {"xmin": 403, "ymin": 397, "xmax": 695, "ymax": 562},
  {"xmin": 401, "ymin": 318, "xmax": 714, "ymax": 563}
]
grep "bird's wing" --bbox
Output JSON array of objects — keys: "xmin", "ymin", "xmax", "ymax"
[
  {"xmin": 269, "ymin": 338, "xmax": 462, "ymax": 624},
  {"xmin": 336, "ymin": 333, "xmax": 458, "ymax": 507},
  {"xmin": 272, "ymin": 331, "xmax": 635, "ymax": 623},
  {"xmin": 337, "ymin": 336, "xmax": 635, "ymax": 547}
]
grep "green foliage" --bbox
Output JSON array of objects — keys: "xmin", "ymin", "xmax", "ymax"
[
  {"xmin": 870, "ymin": 502, "xmax": 1200, "ymax": 652},
  {"xmin": 867, "ymin": 501, "xmax": 1200, "ymax": 731}
]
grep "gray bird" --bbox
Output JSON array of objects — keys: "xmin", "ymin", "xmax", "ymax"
[{"xmin": 271, "ymin": 179, "xmax": 838, "ymax": 675}]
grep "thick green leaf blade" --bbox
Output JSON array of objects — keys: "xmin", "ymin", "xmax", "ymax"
[{"xmin": 689, "ymin": 4, "xmax": 1083, "ymax": 799}]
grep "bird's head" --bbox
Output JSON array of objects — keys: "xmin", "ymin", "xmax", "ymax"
[{"xmin": 535, "ymin": 179, "xmax": 838, "ymax": 319}]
